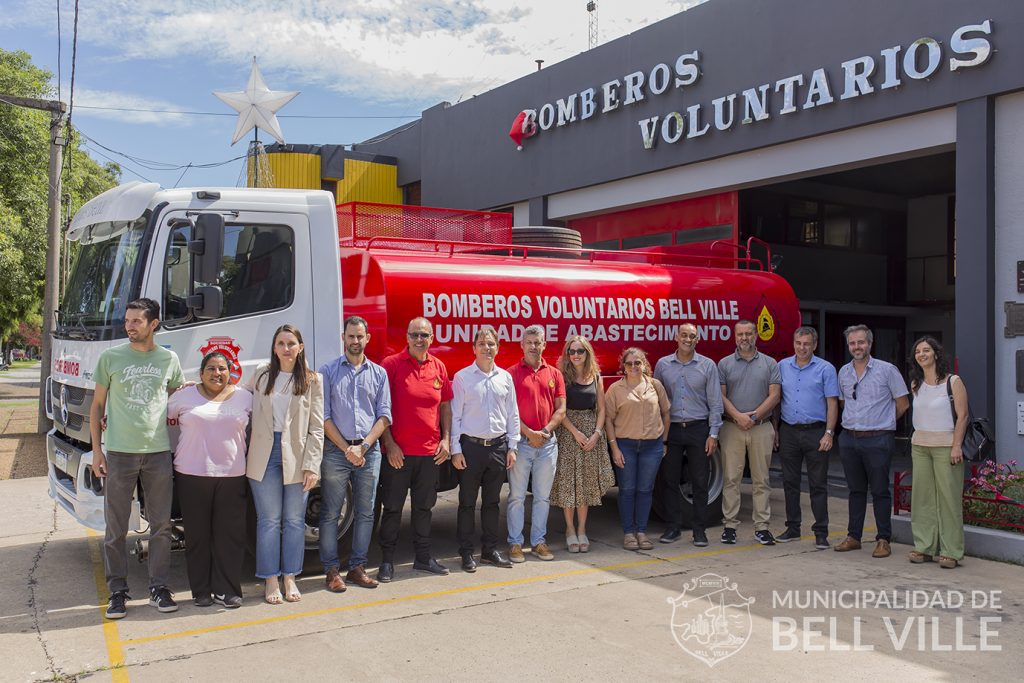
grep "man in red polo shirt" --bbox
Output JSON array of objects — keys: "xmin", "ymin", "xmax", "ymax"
[
  {"xmin": 377, "ymin": 317, "xmax": 453, "ymax": 582},
  {"xmin": 506, "ymin": 324, "xmax": 566, "ymax": 562}
]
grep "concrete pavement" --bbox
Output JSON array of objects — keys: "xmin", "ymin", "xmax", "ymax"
[{"xmin": 0, "ymin": 474, "xmax": 1020, "ymax": 682}]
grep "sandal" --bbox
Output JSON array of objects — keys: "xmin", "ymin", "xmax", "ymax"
[
  {"xmin": 908, "ymin": 551, "xmax": 932, "ymax": 564},
  {"xmin": 566, "ymin": 534, "xmax": 580, "ymax": 553},
  {"xmin": 264, "ymin": 580, "xmax": 283, "ymax": 605},
  {"xmin": 578, "ymin": 534, "xmax": 590, "ymax": 553},
  {"xmin": 938, "ymin": 556, "xmax": 959, "ymax": 569},
  {"xmin": 283, "ymin": 575, "xmax": 302, "ymax": 602}
]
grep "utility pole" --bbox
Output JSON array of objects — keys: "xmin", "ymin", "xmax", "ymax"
[{"xmin": 0, "ymin": 94, "xmax": 68, "ymax": 433}]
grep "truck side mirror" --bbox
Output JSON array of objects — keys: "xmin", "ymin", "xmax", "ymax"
[
  {"xmin": 189, "ymin": 213, "xmax": 225, "ymax": 284},
  {"xmin": 188, "ymin": 285, "xmax": 224, "ymax": 320}
]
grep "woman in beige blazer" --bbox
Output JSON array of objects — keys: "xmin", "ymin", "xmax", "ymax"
[{"xmin": 246, "ymin": 324, "xmax": 324, "ymax": 605}]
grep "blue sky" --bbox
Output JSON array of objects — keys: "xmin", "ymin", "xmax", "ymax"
[{"xmin": 1, "ymin": 0, "xmax": 703, "ymax": 188}]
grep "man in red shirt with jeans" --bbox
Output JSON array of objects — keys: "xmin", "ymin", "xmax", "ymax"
[
  {"xmin": 507, "ymin": 324, "xmax": 566, "ymax": 562},
  {"xmin": 378, "ymin": 318, "xmax": 454, "ymax": 581}
]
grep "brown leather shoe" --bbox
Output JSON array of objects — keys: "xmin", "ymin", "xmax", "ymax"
[
  {"xmin": 533, "ymin": 542, "xmax": 554, "ymax": 561},
  {"xmin": 509, "ymin": 544, "xmax": 526, "ymax": 563},
  {"xmin": 325, "ymin": 568, "xmax": 346, "ymax": 593},
  {"xmin": 346, "ymin": 565, "xmax": 379, "ymax": 589},
  {"xmin": 872, "ymin": 539, "xmax": 891, "ymax": 558},
  {"xmin": 833, "ymin": 536, "xmax": 862, "ymax": 552}
]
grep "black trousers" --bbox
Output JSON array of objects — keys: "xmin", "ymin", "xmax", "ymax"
[
  {"xmin": 379, "ymin": 455, "xmax": 439, "ymax": 562},
  {"xmin": 661, "ymin": 421, "xmax": 711, "ymax": 533},
  {"xmin": 778, "ymin": 423, "xmax": 830, "ymax": 535},
  {"xmin": 456, "ymin": 437, "xmax": 507, "ymax": 555},
  {"xmin": 175, "ymin": 473, "xmax": 247, "ymax": 598}
]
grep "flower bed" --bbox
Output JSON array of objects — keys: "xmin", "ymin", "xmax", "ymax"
[{"xmin": 893, "ymin": 460, "xmax": 1024, "ymax": 534}]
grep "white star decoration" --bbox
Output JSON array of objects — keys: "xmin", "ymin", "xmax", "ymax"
[{"xmin": 214, "ymin": 58, "xmax": 299, "ymax": 145}]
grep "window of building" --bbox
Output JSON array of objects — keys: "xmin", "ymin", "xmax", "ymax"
[{"xmin": 164, "ymin": 222, "xmax": 295, "ymax": 324}]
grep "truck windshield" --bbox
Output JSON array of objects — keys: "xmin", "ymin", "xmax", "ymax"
[{"xmin": 59, "ymin": 217, "xmax": 147, "ymax": 336}]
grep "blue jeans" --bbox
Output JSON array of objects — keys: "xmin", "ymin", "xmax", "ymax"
[
  {"xmin": 248, "ymin": 433, "xmax": 309, "ymax": 578},
  {"xmin": 617, "ymin": 438, "xmax": 663, "ymax": 534},
  {"xmin": 507, "ymin": 436, "xmax": 558, "ymax": 546},
  {"xmin": 319, "ymin": 442, "xmax": 381, "ymax": 571},
  {"xmin": 838, "ymin": 432, "xmax": 894, "ymax": 541}
]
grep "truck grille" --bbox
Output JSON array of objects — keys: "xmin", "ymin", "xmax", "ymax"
[{"xmin": 52, "ymin": 381, "xmax": 87, "ymax": 405}]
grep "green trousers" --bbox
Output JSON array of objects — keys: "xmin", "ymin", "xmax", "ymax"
[{"xmin": 910, "ymin": 444, "xmax": 965, "ymax": 560}]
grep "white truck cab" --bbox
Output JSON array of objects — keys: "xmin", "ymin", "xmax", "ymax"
[{"xmin": 47, "ymin": 181, "xmax": 346, "ymax": 541}]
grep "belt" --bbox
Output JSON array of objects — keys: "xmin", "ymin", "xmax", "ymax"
[
  {"xmin": 782, "ymin": 421, "xmax": 826, "ymax": 431},
  {"xmin": 672, "ymin": 419, "xmax": 709, "ymax": 428},
  {"xmin": 845, "ymin": 429, "xmax": 894, "ymax": 438},
  {"xmin": 345, "ymin": 438, "xmax": 364, "ymax": 446},
  {"xmin": 462, "ymin": 435, "xmax": 507, "ymax": 447},
  {"xmin": 724, "ymin": 415, "xmax": 770, "ymax": 426}
]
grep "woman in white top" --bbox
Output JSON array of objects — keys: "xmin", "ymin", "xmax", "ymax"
[
  {"xmin": 908, "ymin": 336, "xmax": 969, "ymax": 568},
  {"xmin": 246, "ymin": 325, "xmax": 324, "ymax": 604}
]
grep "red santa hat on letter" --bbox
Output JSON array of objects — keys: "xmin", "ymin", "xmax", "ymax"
[{"xmin": 508, "ymin": 109, "xmax": 537, "ymax": 151}]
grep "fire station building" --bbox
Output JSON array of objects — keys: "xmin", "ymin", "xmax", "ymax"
[{"xmin": 267, "ymin": 0, "xmax": 1024, "ymax": 458}]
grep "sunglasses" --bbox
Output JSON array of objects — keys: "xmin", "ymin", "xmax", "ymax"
[
  {"xmin": 852, "ymin": 381, "xmax": 859, "ymax": 401},
  {"xmin": 624, "ymin": 360, "xmax": 643, "ymax": 367},
  {"xmin": 567, "ymin": 348, "xmax": 587, "ymax": 356},
  {"xmin": 408, "ymin": 332, "xmax": 431, "ymax": 339}
]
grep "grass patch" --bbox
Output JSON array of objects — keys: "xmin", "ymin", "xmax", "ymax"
[{"xmin": 10, "ymin": 360, "xmax": 40, "ymax": 368}]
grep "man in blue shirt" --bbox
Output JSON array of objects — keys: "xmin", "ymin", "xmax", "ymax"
[
  {"xmin": 774, "ymin": 326, "xmax": 839, "ymax": 549},
  {"xmin": 653, "ymin": 323, "xmax": 723, "ymax": 547},
  {"xmin": 834, "ymin": 324, "xmax": 909, "ymax": 559},
  {"xmin": 319, "ymin": 316, "xmax": 392, "ymax": 591}
]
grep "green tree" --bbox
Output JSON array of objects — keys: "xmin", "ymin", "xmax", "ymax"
[{"xmin": 0, "ymin": 48, "xmax": 120, "ymax": 347}]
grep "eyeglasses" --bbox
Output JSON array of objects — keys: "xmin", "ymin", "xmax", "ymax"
[
  {"xmin": 408, "ymin": 332, "xmax": 431, "ymax": 339},
  {"xmin": 567, "ymin": 348, "xmax": 587, "ymax": 356},
  {"xmin": 624, "ymin": 360, "xmax": 643, "ymax": 367}
]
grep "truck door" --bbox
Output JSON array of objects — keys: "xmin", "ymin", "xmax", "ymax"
[{"xmin": 147, "ymin": 209, "xmax": 314, "ymax": 384}]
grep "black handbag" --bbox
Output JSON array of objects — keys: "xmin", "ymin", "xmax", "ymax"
[{"xmin": 946, "ymin": 377, "xmax": 994, "ymax": 462}]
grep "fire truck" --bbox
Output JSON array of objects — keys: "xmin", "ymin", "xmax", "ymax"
[{"xmin": 46, "ymin": 181, "xmax": 799, "ymax": 553}]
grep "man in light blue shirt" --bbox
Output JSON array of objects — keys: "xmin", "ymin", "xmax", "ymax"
[
  {"xmin": 834, "ymin": 324, "xmax": 909, "ymax": 559},
  {"xmin": 653, "ymin": 323, "xmax": 723, "ymax": 547},
  {"xmin": 318, "ymin": 316, "xmax": 392, "ymax": 592},
  {"xmin": 774, "ymin": 326, "xmax": 839, "ymax": 549}
]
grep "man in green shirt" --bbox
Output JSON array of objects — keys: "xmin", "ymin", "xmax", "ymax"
[{"xmin": 90, "ymin": 298, "xmax": 184, "ymax": 619}]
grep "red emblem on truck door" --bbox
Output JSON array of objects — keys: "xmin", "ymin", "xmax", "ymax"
[{"xmin": 199, "ymin": 336, "xmax": 243, "ymax": 384}]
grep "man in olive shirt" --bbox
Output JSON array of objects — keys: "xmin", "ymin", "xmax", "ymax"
[
  {"xmin": 90, "ymin": 298, "xmax": 185, "ymax": 619},
  {"xmin": 718, "ymin": 320, "xmax": 781, "ymax": 546}
]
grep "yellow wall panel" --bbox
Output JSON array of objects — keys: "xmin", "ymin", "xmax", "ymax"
[
  {"xmin": 337, "ymin": 159, "xmax": 402, "ymax": 204},
  {"xmin": 258, "ymin": 152, "xmax": 321, "ymax": 189}
]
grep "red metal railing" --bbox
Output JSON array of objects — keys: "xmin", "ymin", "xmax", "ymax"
[
  {"xmin": 337, "ymin": 202, "xmax": 512, "ymax": 251},
  {"xmin": 361, "ymin": 236, "xmax": 768, "ymax": 270},
  {"xmin": 894, "ymin": 466, "xmax": 1024, "ymax": 533}
]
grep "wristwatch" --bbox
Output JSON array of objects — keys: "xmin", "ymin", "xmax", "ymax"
[
  {"xmin": 825, "ymin": 429, "xmax": 834, "ymax": 436},
  {"xmin": 360, "ymin": 442, "xmax": 371, "ymax": 452}
]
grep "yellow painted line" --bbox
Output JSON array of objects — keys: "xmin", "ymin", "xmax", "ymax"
[
  {"xmin": 87, "ymin": 529, "xmax": 130, "ymax": 683},
  {"xmin": 122, "ymin": 533, "xmax": 849, "ymax": 646}
]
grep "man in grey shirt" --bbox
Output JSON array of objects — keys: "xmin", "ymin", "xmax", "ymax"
[
  {"xmin": 654, "ymin": 323, "xmax": 723, "ymax": 547},
  {"xmin": 718, "ymin": 320, "xmax": 781, "ymax": 546},
  {"xmin": 834, "ymin": 324, "xmax": 909, "ymax": 559}
]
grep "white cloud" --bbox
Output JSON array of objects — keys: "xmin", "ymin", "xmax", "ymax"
[
  {"xmin": 18, "ymin": 0, "xmax": 708, "ymax": 107},
  {"xmin": 73, "ymin": 88, "xmax": 194, "ymax": 124}
]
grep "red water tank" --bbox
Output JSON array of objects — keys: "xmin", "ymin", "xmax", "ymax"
[{"xmin": 341, "ymin": 246, "xmax": 800, "ymax": 373}]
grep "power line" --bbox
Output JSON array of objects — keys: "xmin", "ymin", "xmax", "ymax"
[
  {"xmin": 72, "ymin": 104, "xmax": 419, "ymax": 119},
  {"xmin": 79, "ymin": 130, "xmax": 245, "ymax": 171}
]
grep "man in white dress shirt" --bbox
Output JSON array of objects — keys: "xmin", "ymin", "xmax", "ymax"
[{"xmin": 451, "ymin": 326, "xmax": 520, "ymax": 571}]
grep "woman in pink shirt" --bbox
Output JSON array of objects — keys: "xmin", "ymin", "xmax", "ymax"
[{"xmin": 168, "ymin": 351, "xmax": 253, "ymax": 608}]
